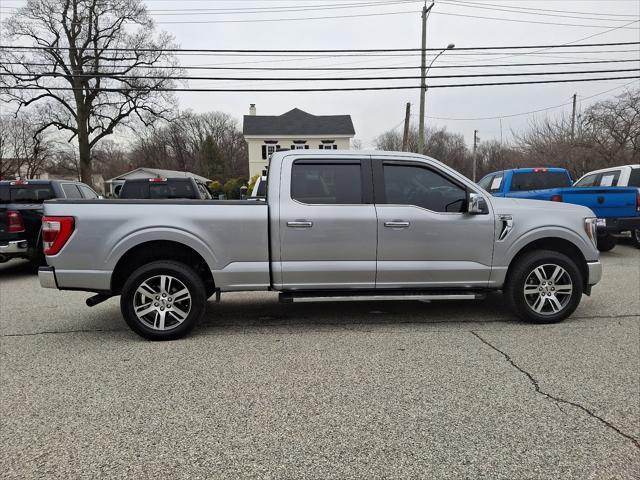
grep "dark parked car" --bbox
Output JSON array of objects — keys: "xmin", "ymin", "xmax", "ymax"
[
  {"xmin": 118, "ymin": 177, "xmax": 212, "ymax": 200},
  {"xmin": 0, "ymin": 179, "xmax": 99, "ymax": 267}
]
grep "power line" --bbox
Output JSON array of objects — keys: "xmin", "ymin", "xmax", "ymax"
[
  {"xmin": 438, "ymin": 0, "xmax": 638, "ymax": 22},
  {"xmin": 420, "ymin": 80, "xmax": 638, "ymax": 121},
  {"xmin": 5, "ymin": 67, "xmax": 638, "ymax": 82},
  {"xmin": 6, "ymin": 58, "xmax": 639, "ymax": 72},
  {"xmin": 443, "ymin": 0, "xmax": 638, "ymax": 18},
  {"xmin": 2, "ymin": 41, "xmax": 637, "ymax": 53},
  {"xmin": 5, "ymin": 75, "xmax": 639, "ymax": 92},
  {"xmin": 0, "ymin": 0, "xmax": 419, "ymax": 14},
  {"xmin": 430, "ymin": 10, "xmax": 639, "ymax": 30}
]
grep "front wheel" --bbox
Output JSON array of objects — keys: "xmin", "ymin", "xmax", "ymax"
[
  {"xmin": 505, "ymin": 250, "xmax": 583, "ymax": 324},
  {"xmin": 120, "ymin": 260, "xmax": 206, "ymax": 340}
]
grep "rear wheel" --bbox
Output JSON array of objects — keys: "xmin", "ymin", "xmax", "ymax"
[
  {"xmin": 505, "ymin": 250, "xmax": 583, "ymax": 324},
  {"xmin": 120, "ymin": 261, "xmax": 206, "ymax": 340},
  {"xmin": 631, "ymin": 229, "xmax": 640, "ymax": 249},
  {"xmin": 596, "ymin": 234, "xmax": 617, "ymax": 252}
]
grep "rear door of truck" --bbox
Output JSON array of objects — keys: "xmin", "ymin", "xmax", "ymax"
[{"xmin": 277, "ymin": 154, "xmax": 377, "ymax": 289}]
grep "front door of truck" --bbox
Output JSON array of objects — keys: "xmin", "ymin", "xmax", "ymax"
[
  {"xmin": 278, "ymin": 156, "xmax": 377, "ymax": 289},
  {"xmin": 373, "ymin": 157, "xmax": 495, "ymax": 288}
]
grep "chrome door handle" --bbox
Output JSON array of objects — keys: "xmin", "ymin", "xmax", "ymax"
[
  {"xmin": 384, "ymin": 221, "xmax": 410, "ymax": 228},
  {"xmin": 287, "ymin": 220, "xmax": 313, "ymax": 228}
]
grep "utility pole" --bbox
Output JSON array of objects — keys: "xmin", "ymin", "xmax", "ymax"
[
  {"xmin": 417, "ymin": 1, "xmax": 434, "ymax": 154},
  {"xmin": 473, "ymin": 129, "xmax": 479, "ymax": 182},
  {"xmin": 570, "ymin": 93, "xmax": 577, "ymax": 140},
  {"xmin": 402, "ymin": 102, "xmax": 411, "ymax": 151}
]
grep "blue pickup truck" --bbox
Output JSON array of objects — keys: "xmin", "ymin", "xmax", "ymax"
[{"xmin": 477, "ymin": 167, "xmax": 640, "ymax": 252}]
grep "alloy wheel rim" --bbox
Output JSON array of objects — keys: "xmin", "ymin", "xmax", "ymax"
[
  {"xmin": 133, "ymin": 275, "xmax": 191, "ymax": 330},
  {"xmin": 523, "ymin": 264, "xmax": 573, "ymax": 316}
]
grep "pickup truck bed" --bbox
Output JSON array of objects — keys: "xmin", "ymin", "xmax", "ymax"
[{"xmin": 41, "ymin": 199, "xmax": 269, "ymax": 292}]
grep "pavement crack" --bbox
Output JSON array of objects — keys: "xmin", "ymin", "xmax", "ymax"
[{"xmin": 471, "ymin": 330, "xmax": 640, "ymax": 451}]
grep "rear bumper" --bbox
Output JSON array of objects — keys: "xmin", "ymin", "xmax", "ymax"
[
  {"xmin": 597, "ymin": 216, "xmax": 640, "ymax": 234},
  {"xmin": 0, "ymin": 239, "xmax": 29, "ymax": 256},
  {"xmin": 38, "ymin": 266, "xmax": 58, "ymax": 289}
]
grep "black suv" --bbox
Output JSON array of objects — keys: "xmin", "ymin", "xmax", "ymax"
[{"xmin": 0, "ymin": 179, "xmax": 99, "ymax": 267}]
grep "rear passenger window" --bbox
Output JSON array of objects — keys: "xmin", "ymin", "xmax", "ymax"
[
  {"xmin": 291, "ymin": 162, "xmax": 362, "ymax": 204},
  {"xmin": 628, "ymin": 168, "xmax": 640, "ymax": 187},
  {"xmin": 61, "ymin": 184, "xmax": 83, "ymax": 199},
  {"xmin": 383, "ymin": 164, "xmax": 467, "ymax": 213},
  {"xmin": 598, "ymin": 171, "xmax": 620, "ymax": 187}
]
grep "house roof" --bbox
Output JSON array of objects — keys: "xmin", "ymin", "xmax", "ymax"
[
  {"xmin": 243, "ymin": 108, "xmax": 355, "ymax": 136},
  {"xmin": 107, "ymin": 168, "xmax": 211, "ymax": 183}
]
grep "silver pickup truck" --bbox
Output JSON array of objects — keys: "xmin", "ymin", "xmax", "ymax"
[{"xmin": 39, "ymin": 150, "xmax": 602, "ymax": 340}]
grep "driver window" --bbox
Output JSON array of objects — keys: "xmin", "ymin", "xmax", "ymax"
[{"xmin": 382, "ymin": 164, "xmax": 467, "ymax": 213}]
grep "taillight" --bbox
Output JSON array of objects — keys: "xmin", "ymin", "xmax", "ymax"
[
  {"xmin": 550, "ymin": 194, "xmax": 563, "ymax": 202},
  {"xmin": 42, "ymin": 216, "xmax": 74, "ymax": 255},
  {"xmin": 148, "ymin": 177, "xmax": 167, "ymax": 182},
  {"xmin": 7, "ymin": 210, "xmax": 25, "ymax": 233}
]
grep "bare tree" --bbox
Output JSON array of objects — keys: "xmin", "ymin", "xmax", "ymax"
[
  {"xmin": 581, "ymin": 88, "xmax": 640, "ymax": 168},
  {"xmin": 0, "ymin": 117, "xmax": 25, "ymax": 179},
  {"xmin": 0, "ymin": 114, "xmax": 52, "ymax": 178},
  {"xmin": 375, "ymin": 124, "xmax": 471, "ymax": 176},
  {"xmin": 128, "ymin": 111, "xmax": 248, "ymax": 182},
  {"xmin": 0, "ymin": 0, "xmax": 181, "ymax": 186}
]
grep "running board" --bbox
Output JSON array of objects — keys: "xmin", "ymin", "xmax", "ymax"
[{"xmin": 279, "ymin": 290, "xmax": 485, "ymax": 303}]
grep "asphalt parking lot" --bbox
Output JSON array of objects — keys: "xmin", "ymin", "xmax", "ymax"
[{"xmin": 1, "ymin": 243, "xmax": 639, "ymax": 479}]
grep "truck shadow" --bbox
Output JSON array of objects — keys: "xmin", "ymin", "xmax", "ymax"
[{"xmin": 0, "ymin": 259, "xmax": 36, "ymax": 278}]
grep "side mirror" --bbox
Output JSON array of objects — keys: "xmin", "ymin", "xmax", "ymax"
[{"xmin": 468, "ymin": 192, "xmax": 489, "ymax": 215}]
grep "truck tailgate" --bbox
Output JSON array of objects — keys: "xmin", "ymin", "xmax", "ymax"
[{"xmin": 558, "ymin": 188, "xmax": 638, "ymax": 218}]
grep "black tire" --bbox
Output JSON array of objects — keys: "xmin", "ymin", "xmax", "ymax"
[
  {"xmin": 631, "ymin": 229, "xmax": 640, "ymax": 249},
  {"xmin": 504, "ymin": 250, "xmax": 583, "ymax": 324},
  {"xmin": 120, "ymin": 260, "xmax": 206, "ymax": 340},
  {"xmin": 596, "ymin": 234, "xmax": 617, "ymax": 252}
]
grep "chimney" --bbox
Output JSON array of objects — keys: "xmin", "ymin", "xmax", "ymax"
[{"xmin": 249, "ymin": 104, "xmax": 256, "ymax": 116}]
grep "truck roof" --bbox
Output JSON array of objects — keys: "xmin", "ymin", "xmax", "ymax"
[{"xmin": 0, "ymin": 179, "xmax": 83, "ymax": 185}]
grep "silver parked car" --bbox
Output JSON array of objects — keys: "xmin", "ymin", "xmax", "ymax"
[{"xmin": 39, "ymin": 151, "xmax": 602, "ymax": 340}]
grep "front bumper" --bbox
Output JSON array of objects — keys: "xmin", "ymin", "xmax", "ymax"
[
  {"xmin": 38, "ymin": 266, "xmax": 58, "ymax": 289},
  {"xmin": 587, "ymin": 260, "xmax": 602, "ymax": 286},
  {"xmin": 0, "ymin": 240, "xmax": 28, "ymax": 256},
  {"xmin": 596, "ymin": 216, "xmax": 640, "ymax": 234}
]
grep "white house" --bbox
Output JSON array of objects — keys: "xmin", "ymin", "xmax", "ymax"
[
  {"xmin": 242, "ymin": 105, "xmax": 356, "ymax": 177},
  {"xmin": 105, "ymin": 168, "xmax": 211, "ymax": 196}
]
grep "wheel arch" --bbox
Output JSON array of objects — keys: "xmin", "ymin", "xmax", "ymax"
[
  {"xmin": 110, "ymin": 240, "xmax": 215, "ymax": 295},
  {"xmin": 505, "ymin": 237, "xmax": 589, "ymax": 291}
]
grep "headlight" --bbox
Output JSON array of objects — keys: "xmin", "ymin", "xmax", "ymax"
[{"xmin": 584, "ymin": 218, "xmax": 597, "ymax": 248}]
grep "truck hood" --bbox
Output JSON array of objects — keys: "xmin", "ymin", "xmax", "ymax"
[{"xmin": 489, "ymin": 196, "xmax": 595, "ymax": 217}]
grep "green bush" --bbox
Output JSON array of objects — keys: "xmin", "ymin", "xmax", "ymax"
[
  {"xmin": 208, "ymin": 180, "xmax": 223, "ymax": 198},
  {"xmin": 222, "ymin": 177, "xmax": 248, "ymax": 199}
]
